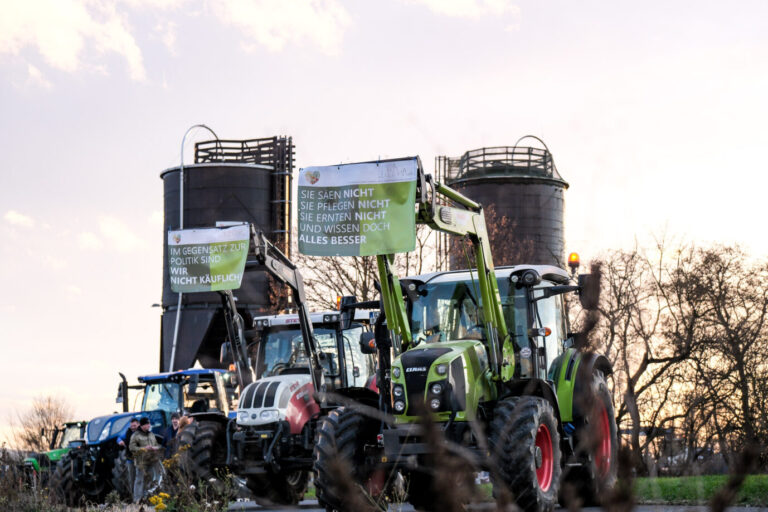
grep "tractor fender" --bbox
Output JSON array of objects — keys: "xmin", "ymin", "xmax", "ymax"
[
  {"xmin": 188, "ymin": 412, "xmax": 229, "ymax": 426},
  {"xmin": 553, "ymin": 349, "xmax": 613, "ymax": 423},
  {"xmin": 502, "ymin": 378, "xmax": 564, "ymax": 437}
]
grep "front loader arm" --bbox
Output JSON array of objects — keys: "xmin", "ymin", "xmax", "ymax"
[
  {"xmin": 245, "ymin": 226, "xmax": 323, "ymax": 394},
  {"xmin": 375, "ymin": 167, "xmax": 509, "ymax": 377}
]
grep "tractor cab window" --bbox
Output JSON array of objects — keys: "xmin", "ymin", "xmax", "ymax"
[
  {"xmin": 410, "ymin": 280, "xmax": 486, "ymax": 344},
  {"xmin": 410, "ymin": 278, "xmax": 527, "ymax": 347},
  {"xmin": 256, "ymin": 327, "xmax": 340, "ymax": 378},
  {"xmin": 182, "ymin": 378, "xmax": 222, "ymax": 414},
  {"xmin": 142, "ymin": 382, "xmax": 181, "ymax": 413},
  {"xmin": 410, "ymin": 277, "xmax": 533, "ymax": 376},
  {"xmin": 341, "ymin": 325, "xmax": 375, "ymax": 387},
  {"xmin": 532, "ymin": 284, "xmax": 567, "ymax": 377},
  {"xmin": 59, "ymin": 425, "xmax": 83, "ymax": 448}
]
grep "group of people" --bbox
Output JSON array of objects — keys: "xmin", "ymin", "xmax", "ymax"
[{"xmin": 117, "ymin": 412, "xmax": 192, "ymax": 503}]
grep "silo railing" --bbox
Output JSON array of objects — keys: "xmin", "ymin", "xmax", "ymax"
[{"xmin": 438, "ymin": 146, "xmax": 564, "ymax": 184}]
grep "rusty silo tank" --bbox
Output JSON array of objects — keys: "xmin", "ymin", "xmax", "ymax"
[
  {"xmin": 159, "ymin": 136, "xmax": 294, "ymax": 371},
  {"xmin": 437, "ymin": 136, "xmax": 568, "ymax": 268}
]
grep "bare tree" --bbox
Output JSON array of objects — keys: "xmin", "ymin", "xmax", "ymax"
[
  {"xmin": 296, "ymin": 224, "xmax": 434, "ymax": 310},
  {"xmin": 692, "ymin": 246, "xmax": 768, "ymax": 465},
  {"xmin": 10, "ymin": 395, "xmax": 73, "ymax": 452},
  {"xmin": 446, "ymin": 204, "xmax": 536, "ymax": 269},
  {"xmin": 589, "ymin": 241, "xmax": 713, "ymax": 474}
]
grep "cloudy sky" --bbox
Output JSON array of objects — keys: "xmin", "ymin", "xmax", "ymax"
[{"xmin": 1, "ymin": 0, "xmax": 767, "ymax": 439}]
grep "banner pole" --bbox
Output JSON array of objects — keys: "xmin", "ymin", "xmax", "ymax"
[{"xmin": 169, "ymin": 124, "xmax": 219, "ymax": 371}]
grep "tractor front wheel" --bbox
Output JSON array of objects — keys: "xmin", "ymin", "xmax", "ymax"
[
  {"xmin": 50, "ymin": 452, "xmax": 80, "ymax": 507},
  {"xmin": 110, "ymin": 451, "xmax": 133, "ymax": 501},
  {"xmin": 178, "ymin": 420, "xmax": 227, "ymax": 488},
  {"xmin": 313, "ymin": 407, "xmax": 383, "ymax": 511},
  {"xmin": 490, "ymin": 396, "xmax": 562, "ymax": 512}
]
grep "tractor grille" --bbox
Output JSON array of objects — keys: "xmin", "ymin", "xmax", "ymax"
[
  {"xmin": 264, "ymin": 382, "xmax": 280, "ymax": 407},
  {"xmin": 401, "ymin": 348, "xmax": 451, "ymax": 415}
]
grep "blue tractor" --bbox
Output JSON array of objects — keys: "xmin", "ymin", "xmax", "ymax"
[{"xmin": 51, "ymin": 368, "xmax": 233, "ymax": 506}]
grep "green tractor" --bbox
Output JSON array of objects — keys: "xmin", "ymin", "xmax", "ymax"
[
  {"xmin": 23, "ymin": 421, "xmax": 87, "ymax": 488},
  {"xmin": 313, "ymin": 160, "xmax": 617, "ymax": 512}
]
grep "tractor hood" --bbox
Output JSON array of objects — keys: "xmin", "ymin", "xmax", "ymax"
[
  {"xmin": 390, "ymin": 340, "xmax": 494, "ymax": 421},
  {"xmin": 85, "ymin": 410, "xmax": 166, "ymax": 445},
  {"xmin": 236, "ymin": 374, "xmax": 319, "ymax": 434}
]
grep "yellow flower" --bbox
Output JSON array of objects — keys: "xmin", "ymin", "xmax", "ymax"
[
  {"xmin": 159, "ymin": 492, "xmax": 170, "ymax": 499},
  {"xmin": 156, "ymin": 503, "xmax": 167, "ymax": 511}
]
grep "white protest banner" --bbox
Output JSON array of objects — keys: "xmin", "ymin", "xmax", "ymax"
[
  {"xmin": 298, "ymin": 158, "xmax": 418, "ymax": 256},
  {"xmin": 167, "ymin": 224, "xmax": 250, "ymax": 293}
]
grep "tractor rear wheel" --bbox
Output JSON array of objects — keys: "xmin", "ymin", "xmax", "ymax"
[
  {"xmin": 246, "ymin": 470, "xmax": 308, "ymax": 505},
  {"xmin": 490, "ymin": 396, "xmax": 562, "ymax": 512},
  {"xmin": 110, "ymin": 451, "xmax": 133, "ymax": 501},
  {"xmin": 314, "ymin": 406, "xmax": 383, "ymax": 511},
  {"xmin": 178, "ymin": 420, "xmax": 227, "ymax": 487},
  {"xmin": 50, "ymin": 452, "xmax": 79, "ymax": 507},
  {"xmin": 561, "ymin": 370, "xmax": 618, "ymax": 506}
]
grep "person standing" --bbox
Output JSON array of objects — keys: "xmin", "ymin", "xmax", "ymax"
[
  {"xmin": 129, "ymin": 417, "xmax": 162, "ymax": 503},
  {"xmin": 117, "ymin": 417, "xmax": 139, "ymax": 497},
  {"xmin": 163, "ymin": 413, "xmax": 181, "ymax": 458}
]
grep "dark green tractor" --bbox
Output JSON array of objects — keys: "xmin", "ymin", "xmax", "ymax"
[
  {"xmin": 313, "ymin": 161, "xmax": 618, "ymax": 512},
  {"xmin": 23, "ymin": 421, "xmax": 87, "ymax": 488}
]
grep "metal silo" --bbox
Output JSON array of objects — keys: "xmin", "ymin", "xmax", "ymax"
[
  {"xmin": 159, "ymin": 136, "xmax": 294, "ymax": 371},
  {"xmin": 437, "ymin": 136, "xmax": 568, "ymax": 269}
]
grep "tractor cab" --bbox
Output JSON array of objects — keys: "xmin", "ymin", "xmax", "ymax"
[
  {"xmin": 22, "ymin": 421, "xmax": 87, "ymax": 483},
  {"xmin": 137, "ymin": 368, "xmax": 231, "ymax": 419},
  {"xmin": 50, "ymin": 422, "xmax": 88, "ymax": 451},
  {"xmin": 404, "ymin": 265, "xmax": 574, "ymax": 385},
  {"xmin": 249, "ymin": 310, "xmax": 375, "ymax": 391}
]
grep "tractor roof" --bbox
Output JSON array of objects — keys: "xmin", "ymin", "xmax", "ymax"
[
  {"xmin": 253, "ymin": 309, "xmax": 372, "ymax": 327},
  {"xmin": 405, "ymin": 265, "xmax": 571, "ymax": 286},
  {"xmin": 138, "ymin": 368, "xmax": 226, "ymax": 383}
]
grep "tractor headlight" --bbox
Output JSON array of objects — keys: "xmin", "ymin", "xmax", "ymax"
[
  {"xmin": 238, "ymin": 410, "xmax": 249, "ymax": 422},
  {"xmin": 393, "ymin": 385, "xmax": 404, "ymax": 398},
  {"xmin": 392, "ymin": 367, "xmax": 401, "ymax": 379},
  {"xmin": 394, "ymin": 401, "xmax": 405, "ymax": 413},
  {"xmin": 429, "ymin": 398, "xmax": 441, "ymax": 410},
  {"xmin": 436, "ymin": 364, "xmax": 448, "ymax": 376},
  {"xmin": 260, "ymin": 410, "xmax": 279, "ymax": 422},
  {"xmin": 430, "ymin": 383, "xmax": 443, "ymax": 395}
]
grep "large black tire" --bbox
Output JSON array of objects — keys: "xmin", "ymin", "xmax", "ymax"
[
  {"xmin": 313, "ymin": 407, "xmax": 381, "ymax": 512},
  {"xmin": 246, "ymin": 470, "xmax": 308, "ymax": 505},
  {"xmin": 490, "ymin": 396, "xmax": 562, "ymax": 512},
  {"xmin": 178, "ymin": 420, "xmax": 227, "ymax": 486},
  {"xmin": 110, "ymin": 451, "xmax": 133, "ymax": 501},
  {"xmin": 561, "ymin": 370, "xmax": 618, "ymax": 506},
  {"xmin": 50, "ymin": 452, "xmax": 80, "ymax": 507}
]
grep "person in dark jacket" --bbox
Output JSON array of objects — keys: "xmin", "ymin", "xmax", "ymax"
[
  {"xmin": 117, "ymin": 417, "xmax": 140, "ymax": 497},
  {"xmin": 163, "ymin": 412, "xmax": 181, "ymax": 458},
  {"xmin": 118, "ymin": 417, "xmax": 140, "ymax": 454},
  {"xmin": 130, "ymin": 417, "xmax": 162, "ymax": 503}
]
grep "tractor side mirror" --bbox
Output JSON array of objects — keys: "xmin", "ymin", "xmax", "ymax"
[
  {"xmin": 578, "ymin": 274, "xmax": 600, "ymax": 310},
  {"xmin": 219, "ymin": 342, "xmax": 232, "ymax": 364},
  {"xmin": 359, "ymin": 332, "xmax": 376, "ymax": 354},
  {"xmin": 117, "ymin": 372, "xmax": 129, "ymax": 412}
]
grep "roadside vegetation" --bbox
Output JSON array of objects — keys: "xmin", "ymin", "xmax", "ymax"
[{"xmin": 635, "ymin": 475, "xmax": 768, "ymax": 506}]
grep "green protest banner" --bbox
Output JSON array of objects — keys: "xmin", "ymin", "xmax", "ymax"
[
  {"xmin": 298, "ymin": 158, "xmax": 418, "ymax": 256},
  {"xmin": 167, "ymin": 224, "xmax": 250, "ymax": 293}
]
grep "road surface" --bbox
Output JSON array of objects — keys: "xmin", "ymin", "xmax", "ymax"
[{"xmin": 229, "ymin": 501, "xmax": 768, "ymax": 512}]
